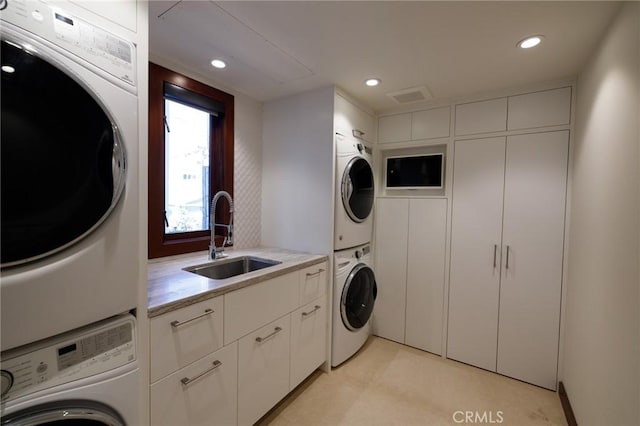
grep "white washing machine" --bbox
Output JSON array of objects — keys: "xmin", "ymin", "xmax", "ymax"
[
  {"xmin": 0, "ymin": 1, "xmax": 139, "ymax": 350},
  {"xmin": 332, "ymin": 244, "xmax": 377, "ymax": 367},
  {"xmin": 0, "ymin": 314, "xmax": 139, "ymax": 425},
  {"xmin": 334, "ymin": 134, "xmax": 375, "ymax": 250}
]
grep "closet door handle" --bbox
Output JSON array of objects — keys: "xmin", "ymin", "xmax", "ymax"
[
  {"xmin": 493, "ymin": 244, "xmax": 497, "ymax": 268},
  {"xmin": 505, "ymin": 245, "xmax": 510, "ymax": 270}
]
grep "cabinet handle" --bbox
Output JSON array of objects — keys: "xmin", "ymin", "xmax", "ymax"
[
  {"xmin": 505, "ymin": 245, "xmax": 510, "ymax": 270},
  {"xmin": 306, "ymin": 269, "xmax": 325, "ymax": 278},
  {"xmin": 255, "ymin": 326, "xmax": 282, "ymax": 343},
  {"xmin": 352, "ymin": 129, "xmax": 365, "ymax": 138},
  {"xmin": 493, "ymin": 244, "xmax": 498, "ymax": 268},
  {"xmin": 302, "ymin": 305, "xmax": 321, "ymax": 318},
  {"xmin": 180, "ymin": 360, "xmax": 222, "ymax": 386},
  {"xmin": 338, "ymin": 261, "xmax": 350, "ymax": 268},
  {"xmin": 170, "ymin": 309, "xmax": 214, "ymax": 328}
]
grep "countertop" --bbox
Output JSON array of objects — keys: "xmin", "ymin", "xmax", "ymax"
[{"xmin": 147, "ymin": 247, "xmax": 328, "ymax": 317}]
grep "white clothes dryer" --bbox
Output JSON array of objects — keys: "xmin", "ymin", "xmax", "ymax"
[
  {"xmin": 332, "ymin": 244, "xmax": 377, "ymax": 367},
  {"xmin": 334, "ymin": 134, "xmax": 375, "ymax": 250},
  {"xmin": 0, "ymin": 314, "xmax": 139, "ymax": 425},
  {"xmin": 1, "ymin": 1, "xmax": 139, "ymax": 350}
]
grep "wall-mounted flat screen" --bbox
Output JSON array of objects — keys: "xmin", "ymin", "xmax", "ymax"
[{"xmin": 386, "ymin": 153, "xmax": 444, "ymax": 189}]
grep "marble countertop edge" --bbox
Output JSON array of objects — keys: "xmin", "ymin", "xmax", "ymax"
[{"xmin": 147, "ymin": 247, "xmax": 329, "ymax": 318}]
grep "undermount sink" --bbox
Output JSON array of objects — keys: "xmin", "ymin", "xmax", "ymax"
[{"xmin": 183, "ymin": 256, "xmax": 282, "ymax": 280}]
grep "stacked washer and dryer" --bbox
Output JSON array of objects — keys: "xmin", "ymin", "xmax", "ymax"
[
  {"xmin": 1, "ymin": 1, "xmax": 140, "ymax": 424},
  {"xmin": 331, "ymin": 133, "xmax": 378, "ymax": 367}
]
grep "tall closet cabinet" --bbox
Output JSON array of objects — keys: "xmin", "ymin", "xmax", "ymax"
[{"xmin": 448, "ymin": 88, "xmax": 571, "ymax": 390}]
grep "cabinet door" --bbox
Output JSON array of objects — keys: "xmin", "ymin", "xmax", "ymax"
[
  {"xmin": 372, "ymin": 198, "xmax": 409, "ymax": 343},
  {"xmin": 378, "ymin": 113, "xmax": 412, "ymax": 143},
  {"xmin": 238, "ymin": 316, "xmax": 291, "ymax": 426},
  {"xmin": 150, "ymin": 342, "xmax": 238, "ymax": 426},
  {"xmin": 299, "ymin": 262, "xmax": 328, "ymax": 306},
  {"xmin": 405, "ymin": 199, "xmax": 447, "ymax": 355},
  {"xmin": 411, "ymin": 107, "xmax": 450, "ymax": 140},
  {"xmin": 290, "ymin": 295, "xmax": 328, "ymax": 389},
  {"xmin": 335, "ymin": 94, "xmax": 375, "ymax": 142},
  {"xmin": 448, "ymin": 137, "xmax": 506, "ymax": 371},
  {"xmin": 497, "ymin": 131, "xmax": 569, "ymax": 390},
  {"xmin": 507, "ymin": 87, "xmax": 571, "ymax": 130},
  {"xmin": 455, "ymin": 98, "xmax": 507, "ymax": 136}
]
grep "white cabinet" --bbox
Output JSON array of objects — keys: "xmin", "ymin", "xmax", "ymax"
[
  {"xmin": 149, "ymin": 296, "xmax": 223, "ymax": 383},
  {"xmin": 378, "ymin": 113, "xmax": 412, "ymax": 143},
  {"xmin": 508, "ymin": 87, "xmax": 571, "ymax": 130},
  {"xmin": 224, "ymin": 272, "xmax": 298, "ymax": 344},
  {"xmin": 448, "ymin": 131, "xmax": 568, "ymax": 390},
  {"xmin": 373, "ymin": 198, "xmax": 447, "ymax": 355},
  {"xmin": 290, "ymin": 294, "xmax": 328, "ymax": 389},
  {"xmin": 150, "ymin": 342, "xmax": 238, "ymax": 426},
  {"xmin": 411, "ymin": 107, "xmax": 450, "ymax": 141},
  {"xmin": 238, "ymin": 316, "xmax": 291, "ymax": 426},
  {"xmin": 335, "ymin": 93, "xmax": 375, "ymax": 143},
  {"xmin": 455, "ymin": 98, "xmax": 507, "ymax": 136},
  {"xmin": 299, "ymin": 262, "xmax": 328, "ymax": 305},
  {"xmin": 378, "ymin": 106, "xmax": 450, "ymax": 144}
]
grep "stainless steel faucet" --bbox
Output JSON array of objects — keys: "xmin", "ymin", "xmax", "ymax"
[{"xmin": 209, "ymin": 190, "xmax": 234, "ymax": 259}]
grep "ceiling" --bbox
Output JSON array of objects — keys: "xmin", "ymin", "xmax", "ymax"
[{"xmin": 149, "ymin": 1, "xmax": 620, "ymax": 113}]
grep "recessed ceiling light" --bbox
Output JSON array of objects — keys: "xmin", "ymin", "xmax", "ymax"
[
  {"xmin": 2, "ymin": 65, "xmax": 15, "ymax": 73},
  {"xmin": 210, "ymin": 59, "xmax": 226, "ymax": 69},
  {"xmin": 365, "ymin": 78, "xmax": 381, "ymax": 87},
  {"xmin": 518, "ymin": 35, "xmax": 543, "ymax": 49}
]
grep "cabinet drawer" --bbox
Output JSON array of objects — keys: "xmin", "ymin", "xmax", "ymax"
[
  {"xmin": 224, "ymin": 272, "xmax": 298, "ymax": 344},
  {"xmin": 455, "ymin": 98, "xmax": 507, "ymax": 136},
  {"xmin": 299, "ymin": 262, "xmax": 328, "ymax": 305},
  {"xmin": 290, "ymin": 295, "xmax": 328, "ymax": 389},
  {"xmin": 238, "ymin": 316, "xmax": 291, "ymax": 426},
  {"xmin": 507, "ymin": 87, "xmax": 571, "ymax": 130},
  {"xmin": 150, "ymin": 342, "xmax": 238, "ymax": 426},
  {"xmin": 150, "ymin": 297, "xmax": 223, "ymax": 383}
]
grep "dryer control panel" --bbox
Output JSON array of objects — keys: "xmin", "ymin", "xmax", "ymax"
[
  {"xmin": 1, "ymin": 0, "xmax": 137, "ymax": 89},
  {"xmin": 0, "ymin": 314, "xmax": 136, "ymax": 402}
]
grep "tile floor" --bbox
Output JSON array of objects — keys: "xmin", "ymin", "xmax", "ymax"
[{"xmin": 259, "ymin": 336, "xmax": 567, "ymax": 426}]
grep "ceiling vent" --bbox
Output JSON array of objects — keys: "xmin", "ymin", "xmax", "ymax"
[{"xmin": 387, "ymin": 86, "xmax": 433, "ymax": 105}]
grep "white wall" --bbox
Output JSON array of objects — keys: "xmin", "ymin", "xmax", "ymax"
[
  {"xmin": 147, "ymin": 55, "xmax": 263, "ymax": 249},
  {"xmin": 261, "ymin": 86, "xmax": 335, "ymax": 254},
  {"xmin": 562, "ymin": 3, "xmax": 640, "ymax": 425}
]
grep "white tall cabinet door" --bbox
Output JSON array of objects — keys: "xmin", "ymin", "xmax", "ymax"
[
  {"xmin": 448, "ymin": 137, "xmax": 506, "ymax": 371},
  {"xmin": 497, "ymin": 131, "xmax": 569, "ymax": 390},
  {"xmin": 405, "ymin": 199, "xmax": 447, "ymax": 355},
  {"xmin": 372, "ymin": 198, "xmax": 409, "ymax": 343}
]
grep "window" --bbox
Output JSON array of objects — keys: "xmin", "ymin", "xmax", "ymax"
[{"xmin": 149, "ymin": 63, "xmax": 234, "ymax": 258}]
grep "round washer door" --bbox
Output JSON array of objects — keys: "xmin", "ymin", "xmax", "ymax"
[
  {"xmin": 341, "ymin": 157, "xmax": 374, "ymax": 223},
  {"xmin": 340, "ymin": 263, "xmax": 377, "ymax": 331},
  {"xmin": 1, "ymin": 400, "xmax": 125, "ymax": 425},
  {"xmin": 0, "ymin": 37, "xmax": 126, "ymax": 267}
]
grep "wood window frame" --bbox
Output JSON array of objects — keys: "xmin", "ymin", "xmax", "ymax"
[{"xmin": 148, "ymin": 62, "xmax": 234, "ymax": 259}]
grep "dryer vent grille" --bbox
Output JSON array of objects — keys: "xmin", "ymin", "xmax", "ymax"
[{"xmin": 387, "ymin": 86, "xmax": 432, "ymax": 105}]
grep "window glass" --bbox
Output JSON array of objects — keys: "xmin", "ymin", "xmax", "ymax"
[{"xmin": 163, "ymin": 99, "xmax": 211, "ymax": 234}]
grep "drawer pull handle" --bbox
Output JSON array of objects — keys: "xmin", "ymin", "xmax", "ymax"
[
  {"xmin": 170, "ymin": 308, "xmax": 214, "ymax": 328},
  {"xmin": 180, "ymin": 360, "xmax": 222, "ymax": 386},
  {"xmin": 306, "ymin": 269, "xmax": 325, "ymax": 278},
  {"xmin": 302, "ymin": 305, "xmax": 321, "ymax": 318},
  {"xmin": 352, "ymin": 129, "xmax": 365, "ymax": 138},
  {"xmin": 255, "ymin": 326, "xmax": 282, "ymax": 343}
]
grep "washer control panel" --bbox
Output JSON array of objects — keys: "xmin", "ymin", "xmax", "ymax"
[{"xmin": 0, "ymin": 314, "xmax": 136, "ymax": 402}]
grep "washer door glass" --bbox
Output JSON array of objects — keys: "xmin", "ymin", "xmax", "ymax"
[
  {"xmin": 341, "ymin": 157, "xmax": 374, "ymax": 223},
  {"xmin": 0, "ymin": 38, "xmax": 126, "ymax": 267},
  {"xmin": 340, "ymin": 264, "xmax": 377, "ymax": 331},
  {"xmin": 1, "ymin": 400, "xmax": 125, "ymax": 425}
]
